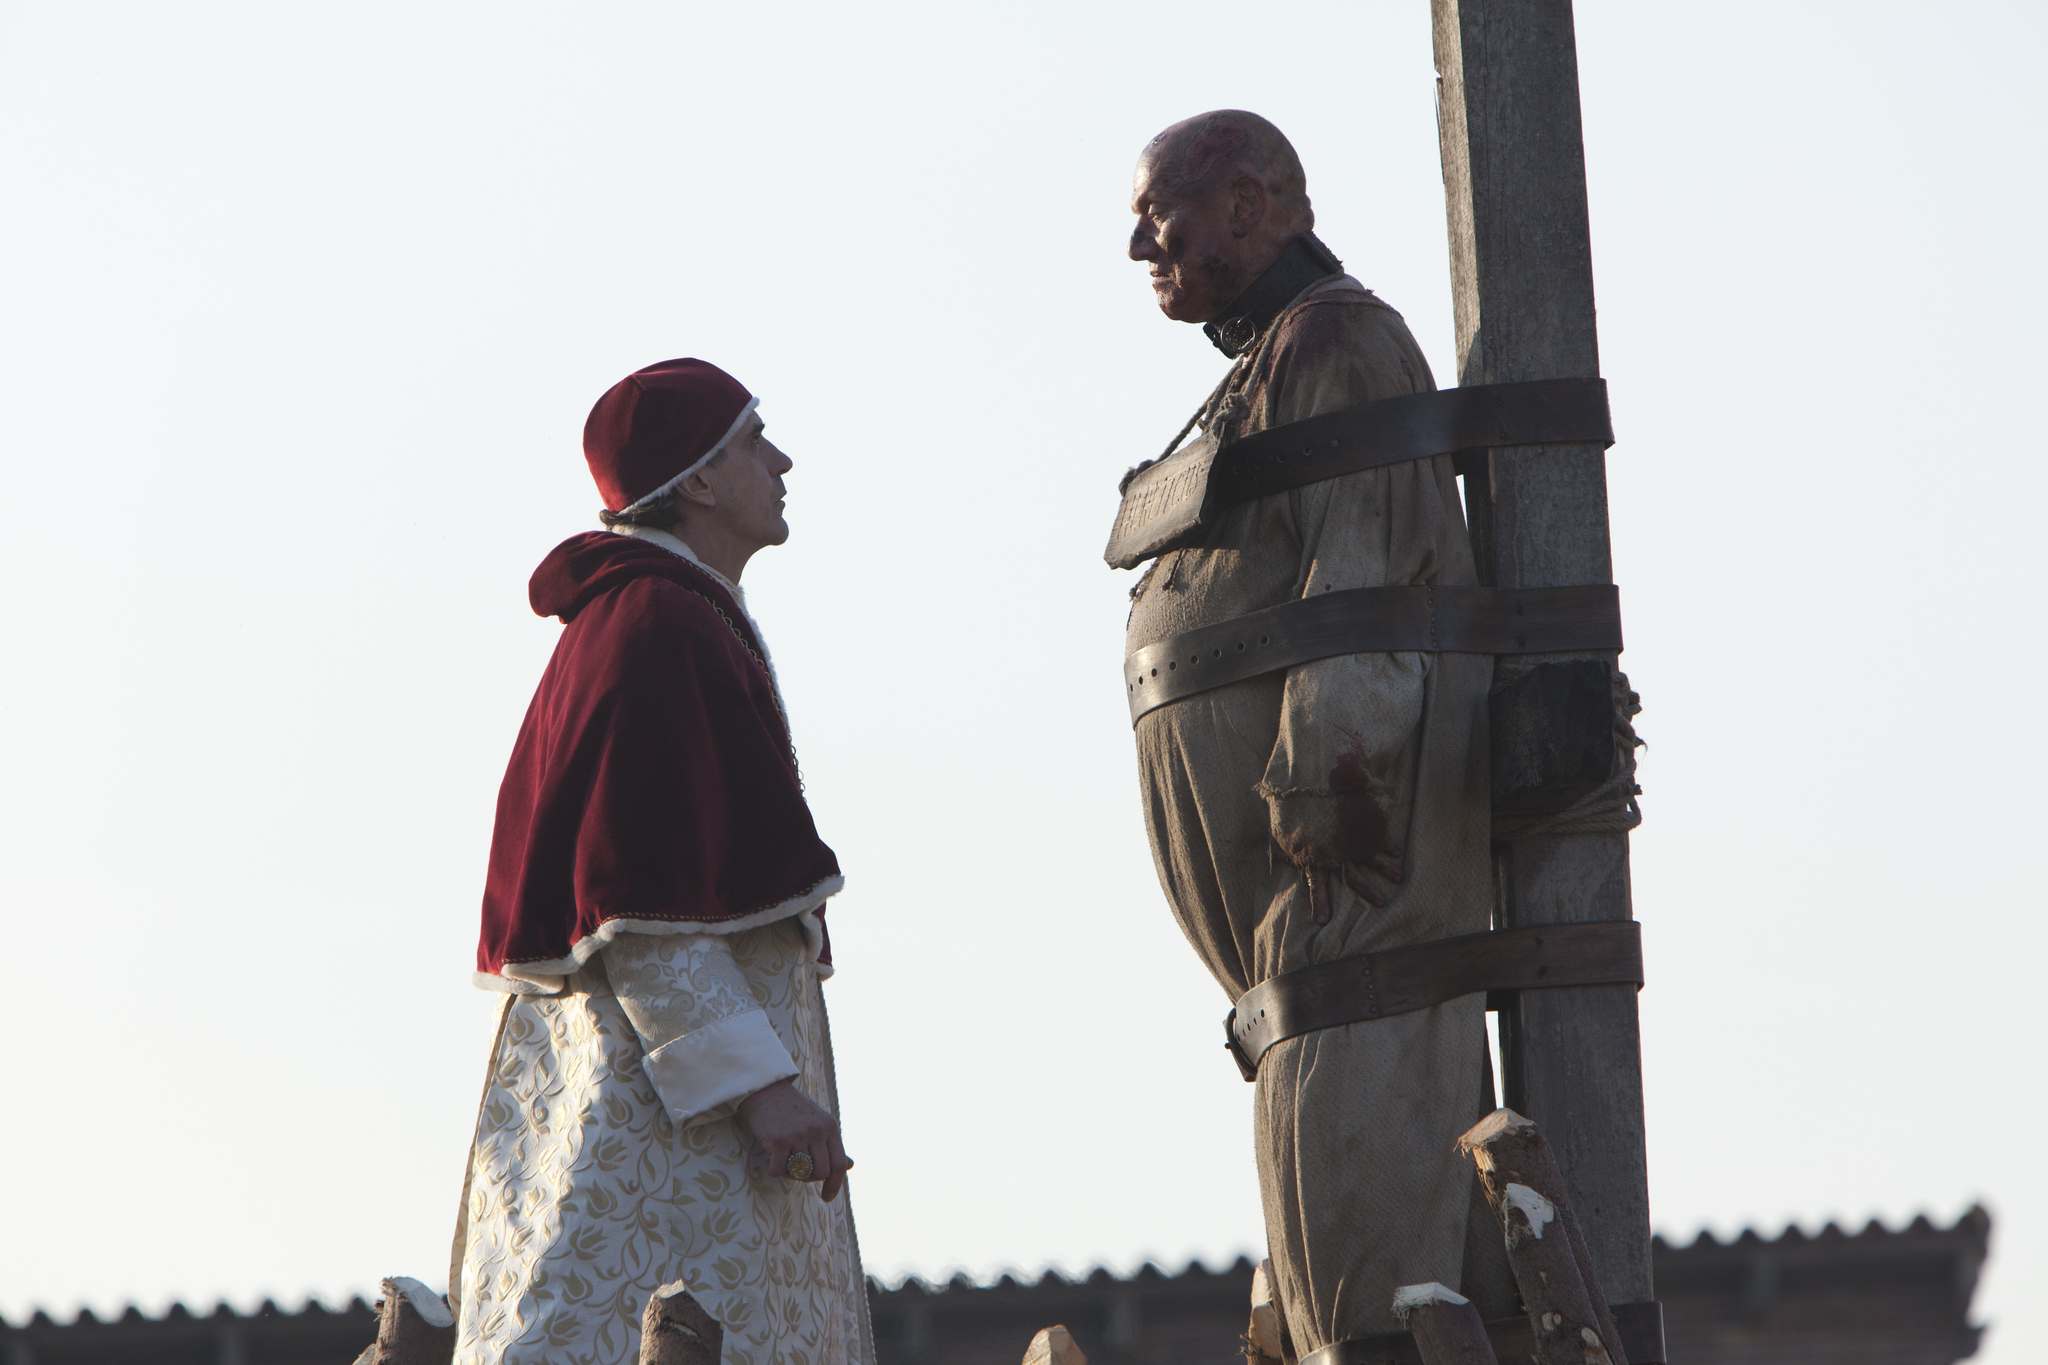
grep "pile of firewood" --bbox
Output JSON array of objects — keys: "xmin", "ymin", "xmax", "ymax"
[
  {"xmin": 348, "ymin": 1276, "xmax": 723, "ymax": 1365},
  {"xmin": 1021, "ymin": 1108, "xmax": 1632, "ymax": 1365}
]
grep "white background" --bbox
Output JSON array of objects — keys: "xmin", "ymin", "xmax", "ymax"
[{"xmin": 2, "ymin": 1, "xmax": 2041, "ymax": 1359}]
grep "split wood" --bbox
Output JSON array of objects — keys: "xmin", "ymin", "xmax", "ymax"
[
  {"xmin": 1243, "ymin": 1257, "xmax": 1286, "ymax": 1365},
  {"xmin": 1393, "ymin": 1283, "xmax": 1499, "ymax": 1365},
  {"xmin": 1458, "ymin": 1109, "xmax": 1628, "ymax": 1365},
  {"xmin": 355, "ymin": 1277, "xmax": 455, "ymax": 1365},
  {"xmin": 640, "ymin": 1286, "xmax": 722, "ymax": 1365},
  {"xmin": 1022, "ymin": 1324, "xmax": 1088, "ymax": 1365}
]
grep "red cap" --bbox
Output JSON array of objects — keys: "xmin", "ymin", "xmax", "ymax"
[{"xmin": 582, "ymin": 358, "xmax": 758, "ymax": 511}]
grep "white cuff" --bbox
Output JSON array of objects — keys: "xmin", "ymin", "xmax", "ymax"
[{"xmin": 641, "ymin": 1008, "xmax": 798, "ymax": 1122}]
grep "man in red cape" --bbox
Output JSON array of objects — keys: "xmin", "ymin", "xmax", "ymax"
[{"xmin": 447, "ymin": 359, "xmax": 875, "ymax": 1365}]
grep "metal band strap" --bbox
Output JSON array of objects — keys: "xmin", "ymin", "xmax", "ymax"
[
  {"xmin": 1301, "ymin": 1300, "xmax": 1666, "ymax": 1365},
  {"xmin": 1103, "ymin": 378, "xmax": 1612, "ymax": 571},
  {"xmin": 1224, "ymin": 922, "xmax": 1644, "ymax": 1082},
  {"xmin": 1124, "ymin": 583, "xmax": 1622, "ymax": 726},
  {"xmin": 1210, "ymin": 376, "xmax": 1613, "ymax": 510}
]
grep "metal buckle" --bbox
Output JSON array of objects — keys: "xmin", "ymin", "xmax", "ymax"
[{"xmin": 1223, "ymin": 1008, "xmax": 1258, "ymax": 1082}]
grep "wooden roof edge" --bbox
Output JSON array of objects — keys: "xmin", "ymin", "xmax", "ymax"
[
  {"xmin": 1650, "ymin": 1204, "xmax": 1991, "ymax": 1258},
  {"xmin": 2, "ymin": 1291, "xmax": 377, "ymax": 1334},
  {"xmin": 5, "ymin": 1212, "xmax": 1997, "ymax": 1331},
  {"xmin": 865, "ymin": 1252, "xmax": 1260, "ymax": 1300}
]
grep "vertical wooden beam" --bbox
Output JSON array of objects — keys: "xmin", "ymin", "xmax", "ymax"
[{"xmin": 1432, "ymin": 0, "xmax": 1653, "ymax": 1307}]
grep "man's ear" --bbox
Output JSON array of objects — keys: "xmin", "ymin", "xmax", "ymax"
[
  {"xmin": 1229, "ymin": 174, "xmax": 1266, "ymax": 239},
  {"xmin": 674, "ymin": 469, "xmax": 719, "ymax": 510}
]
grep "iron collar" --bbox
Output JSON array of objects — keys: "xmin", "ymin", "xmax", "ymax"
[{"xmin": 1203, "ymin": 232, "xmax": 1345, "ymax": 358}]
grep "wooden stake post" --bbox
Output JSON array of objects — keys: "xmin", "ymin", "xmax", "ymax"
[
  {"xmin": 1458, "ymin": 1111, "xmax": 1628, "ymax": 1365},
  {"xmin": 1393, "ymin": 1284, "xmax": 1500, "ymax": 1365},
  {"xmin": 1431, "ymin": 0, "xmax": 1654, "ymax": 1308},
  {"xmin": 640, "ymin": 1287, "xmax": 723, "ymax": 1365}
]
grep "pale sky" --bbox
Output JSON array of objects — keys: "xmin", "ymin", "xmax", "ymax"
[{"xmin": 2, "ymin": 2, "xmax": 2042, "ymax": 1360}]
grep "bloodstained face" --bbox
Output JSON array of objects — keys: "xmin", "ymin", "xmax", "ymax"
[{"xmin": 1134, "ymin": 143, "xmax": 1275, "ymax": 324}]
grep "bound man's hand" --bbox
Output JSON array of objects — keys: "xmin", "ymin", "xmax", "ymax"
[
  {"xmin": 1264, "ymin": 750, "xmax": 1406, "ymax": 923},
  {"xmin": 737, "ymin": 1079, "xmax": 853, "ymax": 1202}
]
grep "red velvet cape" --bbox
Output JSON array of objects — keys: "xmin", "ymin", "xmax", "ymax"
[{"xmin": 476, "ymin": 532, "xmax": 840, "ymax": 986}]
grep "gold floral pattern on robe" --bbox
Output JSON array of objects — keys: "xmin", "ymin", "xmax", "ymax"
[{"xmin": 451, "ymin": 919, "xmax": 873, "ymax": 1365}]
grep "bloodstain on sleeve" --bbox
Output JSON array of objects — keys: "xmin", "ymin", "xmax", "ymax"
[{"xmin": 1329, "ymin": 751, "xmax": 1401, "ymax": 865}]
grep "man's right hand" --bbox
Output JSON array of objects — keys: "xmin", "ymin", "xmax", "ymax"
[
  {"xmin": 1266, "ymin": 751, "xmax": 1406, "ymax": 923},
  {"xmin": 736, "ymin": 1079, "xmax": 853, "ymax": 1203}
]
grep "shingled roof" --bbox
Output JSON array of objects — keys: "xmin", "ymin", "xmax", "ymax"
[
  {"xmin": 2, "ymin": 1206, "xmax": 1990, "ymax": 1365},
  {"xmin": 1649, "ymin": 1207, "xmax": 1990, "ymax": 1365}
]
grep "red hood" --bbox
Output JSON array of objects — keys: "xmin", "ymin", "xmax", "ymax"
[{"xmin": 529, "ymin": 531, "xmax": 728, "ymax": 623}]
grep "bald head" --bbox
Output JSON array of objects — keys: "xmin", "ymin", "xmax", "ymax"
[
  {"xmin": 1128, "ymin": 110, "xmax": 1316, "ymax": 324},
  {"xmin": 1140, "ymin": 111, "xmax": 1313, "ymax": 236}
]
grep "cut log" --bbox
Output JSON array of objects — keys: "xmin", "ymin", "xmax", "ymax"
[
  {"xmin": 640, "ymin": 1284, "xmax": 722, "ymax": 1365},
  {"xmin": 351, "ymin": 1277, "xmax": 454, "ymax": 1365},
  {"xmin": 1457, "ymin": 1110, "xmax": 1628, "ymax": 1365},
  {"xmin": 1022, "ymin": 1323, "xmax": 1088, "ymax": 1365},
  {"xmin": 1394, "ymin": 1283, "xmax": 1500, "ymax": 1365}
]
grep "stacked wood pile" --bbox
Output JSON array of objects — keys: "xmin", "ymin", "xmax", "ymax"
[{"xmin": 1011, "ymin": 1108, "xmax": 1633, "ymax": 1365}]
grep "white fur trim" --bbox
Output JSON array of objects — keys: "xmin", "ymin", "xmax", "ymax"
[
  {"xmin": 472, "ymin": 877, "xmax": 842, "ymax": 995},
  {"xmin": 473, "ymin": 969, "xmax": 564, "ymax": 996},
  {"xmin": 642, "ymin": 1008, "xmax": 799, "ymax": 1121},
  {"xmin": 623, "ymin": 397, "xmax": 760, "ymax": 510}
]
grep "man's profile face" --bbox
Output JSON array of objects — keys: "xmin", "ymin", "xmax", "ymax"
[
  {"xmin": 1129, "ymin": 155, "xmax": 1243, "ymax": 324},
  {"xmin": 698, "ymin": 416, "xmax": 793, "ymax": 550}
]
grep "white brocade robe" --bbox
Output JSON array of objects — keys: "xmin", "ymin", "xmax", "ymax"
[{"xmin": 450, "ymin": 916, "xmax": 875, "ymax": 1365}]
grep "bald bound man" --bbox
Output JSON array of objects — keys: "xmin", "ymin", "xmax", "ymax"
[{"xmin": 1118, "ymin": 111, "xmax": 1514, "ymax": 1354}]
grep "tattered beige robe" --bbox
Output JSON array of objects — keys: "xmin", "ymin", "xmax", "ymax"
[{"xmin": 1127, "ymin": 276, "xmax": 1509, "ymax": 1349}]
